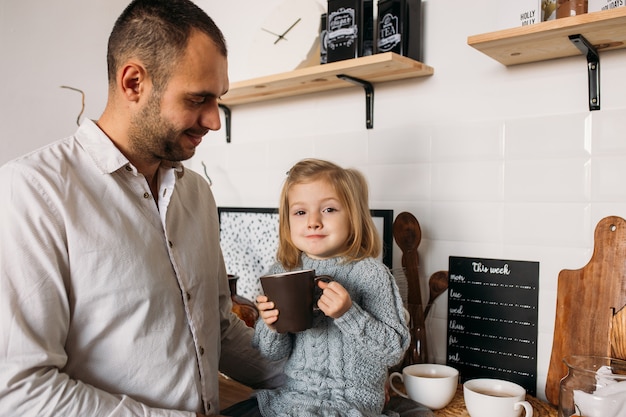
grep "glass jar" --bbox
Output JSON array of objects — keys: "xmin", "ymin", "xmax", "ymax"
[
  {"xmin": 401, "ymin": 303, "xmax": 428, "ymax": 367},
  {"xmin": 559, "ymin": 355, "xmax": 626, "ymax": 417},
  {"xmin": 556, "ymin": 0, "xmax": 588, "ymax": 18},
  {"xmin": 228, "ymin": 274, "xmax": 259, "ymax": 328}
]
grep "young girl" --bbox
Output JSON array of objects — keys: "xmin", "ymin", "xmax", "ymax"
[{"xmin": 252, "ymin": 158, "xmax": 410, "ymax": 416}]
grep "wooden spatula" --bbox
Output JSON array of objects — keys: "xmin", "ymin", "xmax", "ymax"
[
  {"xmin": 611, "ymin": 306, "xmax": 626, "ymax": 360},
  {"xmin": 393, "ymin": 212, "xmax": 422, "ymax": 305},
  {"xmin": 424, "ymin": 270, "xmax": 448, "ymax": 318}
]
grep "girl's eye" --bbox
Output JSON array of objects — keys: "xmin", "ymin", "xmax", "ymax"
[
  {"xmin": 323, "ymin": 207, "xmax": 337, "ymax": 213},
  {"xmin": 293, "ymin": 210, "xmax": 305, "ymax": 216}
]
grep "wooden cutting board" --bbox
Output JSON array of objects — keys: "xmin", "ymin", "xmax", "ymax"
[{"xmin": 545, "ymin": 215, "xmax": 626, "ymax": 405}]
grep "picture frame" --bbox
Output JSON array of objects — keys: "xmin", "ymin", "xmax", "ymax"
[{"xmin": 218, "ymin": 207, "xmax": 393, "ymax": 300}]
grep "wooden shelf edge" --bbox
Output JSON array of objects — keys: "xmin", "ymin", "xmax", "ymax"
[
  {"xmin": 467, "ymin": 7, "xmax": 626, "ymax": 66},
  {"xmin": 221, "ymin": 52, "xmax": 434, "ymax": 106}
]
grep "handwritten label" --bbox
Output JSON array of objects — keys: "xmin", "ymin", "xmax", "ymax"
[
  {"xmin": 447, "ymin": 256, "xmax": 539, "ymax": 395},
  {"xmin": 519, "ymin": 9, "xmax": 538, "ymax": 26},
  {"xmin": 600, "ymin": 0, "xmax": 624, "ymax": 10}
]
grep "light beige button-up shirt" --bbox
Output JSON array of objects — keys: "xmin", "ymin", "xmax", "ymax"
[{"xmin": 0, "ymin": 120, "xmax": 280, "ymax": 417}]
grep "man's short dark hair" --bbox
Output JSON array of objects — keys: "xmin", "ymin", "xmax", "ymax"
[{"xmin": 107, "ymin": 0, "xmax": 227, "ymax": 90}]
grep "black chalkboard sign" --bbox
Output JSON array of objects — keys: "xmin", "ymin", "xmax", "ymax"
[{"xmin": 446, "ymin": 256, "xmax": 539, "ymax": 395}]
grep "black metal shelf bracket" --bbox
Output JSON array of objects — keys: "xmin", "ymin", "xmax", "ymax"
[
  {"xmin": 218, "ymin": 103, "xmax": 232, "ymax": 143},
  {"xmin": 336, "ymin": 74, "xmax": 374, "ymax": 129},
  {"xmin": 569, "ymin": 34, "xmax": 600, "ymax": 111}
]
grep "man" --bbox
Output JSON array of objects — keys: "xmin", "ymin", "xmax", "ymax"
[{"xmin": 0, "ymin": 1, "xmax": 282, "ymax": 416}]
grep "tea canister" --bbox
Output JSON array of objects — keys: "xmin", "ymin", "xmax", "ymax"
[
  {"xmin": 320, "ymin": 13, "xmax": 328, "ymax": 64},
  {"xmin": 326, "ymin": 0, "xmax": 373, "ymax": 62},
  {"xmin": 377, "ymin": 0, "xmax": 422, "ymax": 61}
]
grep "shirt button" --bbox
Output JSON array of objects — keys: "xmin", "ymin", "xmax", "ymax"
[
  {"xmin": 143, "ymin": 192, "xmax": 150, "ymax": 199},
  {"xmin": 125, "ymin": 165, "xmax": 132, "ymax": 171},
  {"xmin": 199, "ymin": 346, "xmax": 205, "ymax": 356},
  {"xmin": 168, "ymin": 241, "xmax": 173, "ymax": 248},
  {"xmin": 186, "ymin": 292, "xmax": 191, "ymax": 301}
]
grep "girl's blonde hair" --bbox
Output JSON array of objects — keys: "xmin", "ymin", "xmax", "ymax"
[{"xmin": 277, "ymin": 159, "xmax": 381, "ymax": 270}]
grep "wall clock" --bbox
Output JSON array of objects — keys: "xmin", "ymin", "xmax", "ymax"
[{"xmin": 247, "ymin": 0, "xmax": 325, "ymax": 79}]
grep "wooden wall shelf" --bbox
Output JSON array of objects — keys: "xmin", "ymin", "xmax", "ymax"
[
  {"xmin": 217, "ymin": 52, "xmax": 433, "ymax": 141},
  {"xmin": 467, "ymin": 7, "xmax": 626, "ymax": 66},
  {"xmin": 220, "ymin": 52, "xmax": 433, "ymax": 106}
]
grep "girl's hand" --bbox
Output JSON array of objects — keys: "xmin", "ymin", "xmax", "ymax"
[
  {"xmin": 316, "ymin": 280, "xmax": 352, "ymax": 319},
  {"xmin": 255, "ymin": 295, "xmax": 279, "ymax": 326}
]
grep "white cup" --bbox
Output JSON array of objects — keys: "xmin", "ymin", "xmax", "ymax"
[
  {"xmin": 463, "ymin": 378, "xmax": 534, "ymax": 417},
  {"xmin": 388, "ymin": 363, "xmax": 459, "ymax": 410}
]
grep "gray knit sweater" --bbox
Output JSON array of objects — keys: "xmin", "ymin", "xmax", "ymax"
[{"xmin": 252, "ymin": 255, "xmax": 410, "ymax": 417}]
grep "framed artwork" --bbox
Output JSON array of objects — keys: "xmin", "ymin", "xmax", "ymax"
[
  {"xmin": 218, "ymin": 207, "xmax": 279, "ymax": 300},
  {"xmin": 370, "ymin": 209, "xmax": 394, "ymax": 269},
  {"xmin": 218, "ymin": 207, "xmax": 393, "ymax": 301}
]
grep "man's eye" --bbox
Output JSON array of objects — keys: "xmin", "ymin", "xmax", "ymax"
[{"xmin": 190, "ymin": 98, "xmax": 206, "ymax": 105}]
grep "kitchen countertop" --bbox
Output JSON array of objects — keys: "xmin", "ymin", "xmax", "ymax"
[
  {"xmin": 433, "ymin": 384, "xmax": 557, "ymax": 417},
  {"xmin": 220, "ymin": 375, "xmax": 558, "ymax": 416}
]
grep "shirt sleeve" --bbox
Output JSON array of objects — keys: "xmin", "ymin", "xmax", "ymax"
[
  {"xmin": 214, "ymin": 239, "xmax": 285, "ymax": 389},
  {"xmin": 217, "ymin": 284, "xmax": 286, "ymax": 389},
  {"xmin": 0, "ymin": 163, "xmax": 195, "ymax": 417}
]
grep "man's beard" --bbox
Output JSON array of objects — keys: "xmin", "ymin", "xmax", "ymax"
[{"xmin": 128, "ymin": 93, "xmax": 196, "ymax": 163}]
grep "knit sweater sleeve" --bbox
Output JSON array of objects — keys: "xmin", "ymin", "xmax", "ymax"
[
  {"xmin": 333, "ymin": 260, "xmax": 410, "ymax": 367},
  {"xmin": 252, "ymin": 320, "xmax": 293, "ymax": 361}
]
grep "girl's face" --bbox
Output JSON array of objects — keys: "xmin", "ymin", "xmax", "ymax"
[{"xmin": 287, "ymin": 179, "xmax": 351, "ymax": 260}]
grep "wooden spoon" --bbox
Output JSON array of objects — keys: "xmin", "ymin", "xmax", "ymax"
[
  {"xmin": 393, "ymin": 212, "xmax": 422, "ymax": 305},
  {"xmin": 423, "ymin": 270, "xmax": 448, "ymax": 318}
]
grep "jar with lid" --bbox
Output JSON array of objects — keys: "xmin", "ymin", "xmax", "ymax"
[
  {"xmin": 228, "ymin": 274, "xmax": 259, "ymax": 328},
  {"xmin": 400, "ymin": 302, "xmax": 429, "ymax": 367},
  {"xmin": 556, "ymin": 0, "xmax": 588, "ymax": 18},
  {"xmin": 559, "ymin": 355, "xmax": 626, "ymax": 417}
]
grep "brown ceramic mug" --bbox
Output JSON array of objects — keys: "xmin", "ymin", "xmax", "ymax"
[{"xmin": 259, "ymin": 269, "xmax": 332, "ymax": 333}]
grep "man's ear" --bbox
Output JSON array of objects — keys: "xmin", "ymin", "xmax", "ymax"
[{"xmin": 119, "ymin": 62, "xmax": 148, "ymax": 102}]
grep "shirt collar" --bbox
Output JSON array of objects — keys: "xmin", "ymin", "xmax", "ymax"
[{"xmin": 75, "ymin": 119, "xmax": 185, "ymax": 178}]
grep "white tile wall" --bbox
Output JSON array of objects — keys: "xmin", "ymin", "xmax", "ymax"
[
  {"xmin": 187, "ymin": 10, "xmax": 626, "ymax": 396},
  {"xmin": 3, "ymin": 0, "xmax": 626, "ymax": 402}
]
